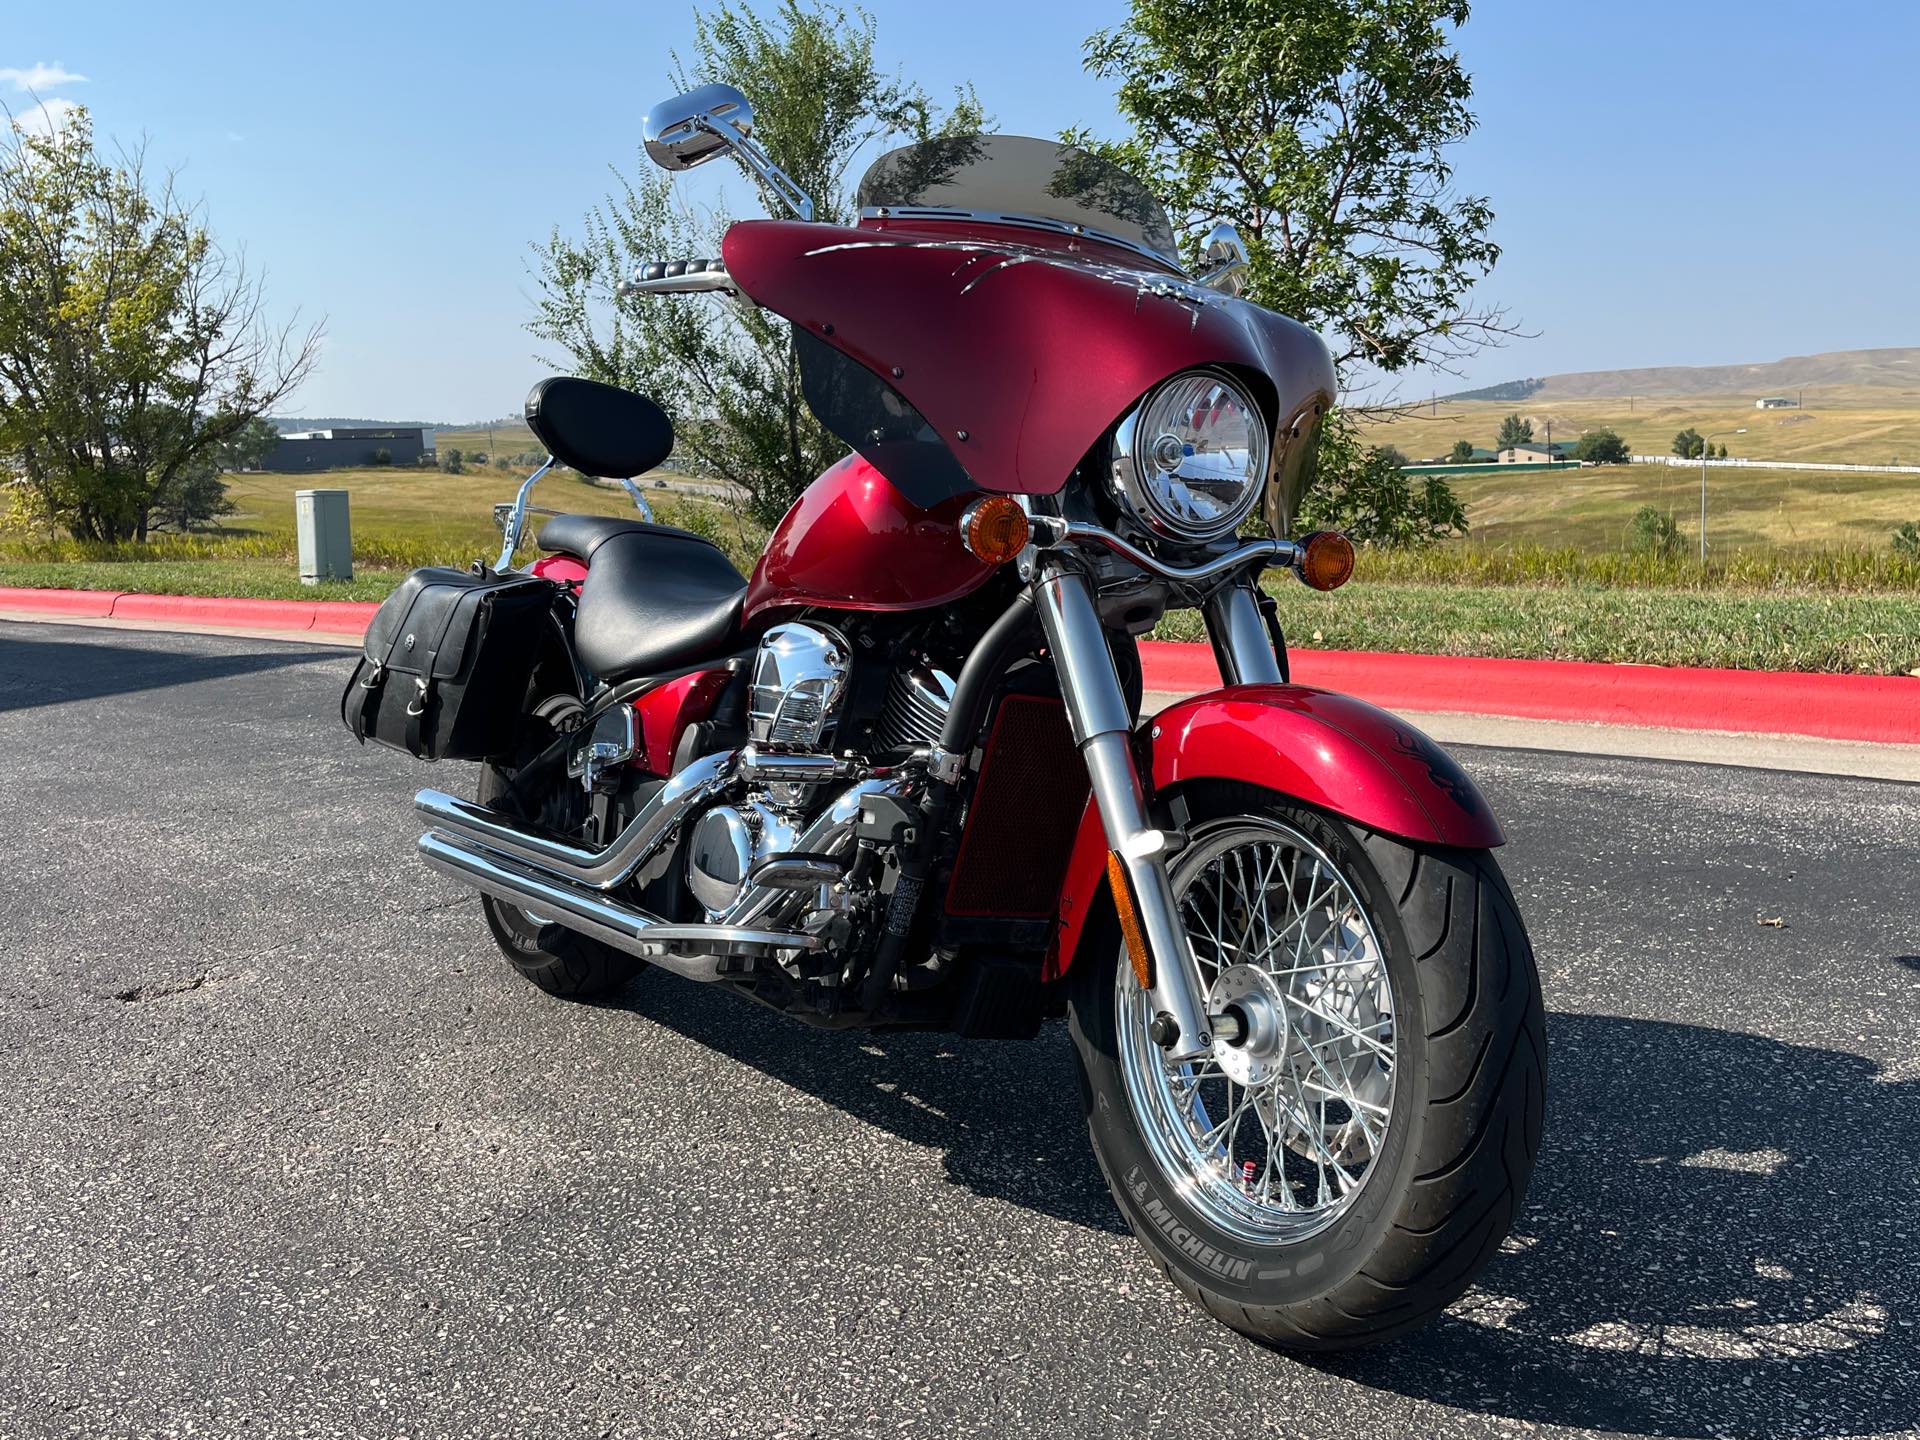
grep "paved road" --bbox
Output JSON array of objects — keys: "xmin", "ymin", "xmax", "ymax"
[{"xmin": 2, "ymin": 619, "xmax": 1917, "ymax": 1440}]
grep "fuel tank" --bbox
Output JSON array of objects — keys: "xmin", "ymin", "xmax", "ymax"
[{"xmin": 741, "ymin": 453, "xmax": 993, "ymax": 628}]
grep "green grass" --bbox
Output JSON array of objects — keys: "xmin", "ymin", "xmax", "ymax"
[
  {"xmin": 6, "ymin": 451, "xmax": 1919, "ymax": 674},
  {"xmin": 0, "ymin": 558, "xmax": 407, "ymax": 601},
  {"xmin": 1154, "ymin": 575, "xmax": 1920, "ymax": 674}
]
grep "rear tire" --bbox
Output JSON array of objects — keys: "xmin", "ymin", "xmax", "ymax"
[
  {"xmin": 1068, "ymin": 783, "xmax": 1545, "ymax": 1350},
  {"xmin": 475, "ymin": 763, "xmax": 642, "ymax": 1002}
]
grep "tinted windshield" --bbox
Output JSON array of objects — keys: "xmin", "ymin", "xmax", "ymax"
[{"xmin": 854, "ymin": 134, "xmax": 1179, "ymax": 268}]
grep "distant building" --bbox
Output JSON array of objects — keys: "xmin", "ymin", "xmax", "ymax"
[
  {"xmin": 1496, "ymin": 444, "xmax": 1568, "ymax": 464},
  {"xmin": 1755, "ymin": 396, "xmax": 1796, "ymax": 409},
  {"xmin": 268, "ymin": 426, "xmax": 431, "ymax": 472}
]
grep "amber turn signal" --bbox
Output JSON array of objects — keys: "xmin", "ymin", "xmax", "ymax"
[
  {"xmin": 1107, "ymin": 852, "xmax": 1153, "ymax": 991},
  {"xmin": 1295, "ymin": 530, "xmax": 1356, "ymax": 592},
  {"xmin": 959, "ymin": 496, "xmax": 1031, "ymax": 564}
]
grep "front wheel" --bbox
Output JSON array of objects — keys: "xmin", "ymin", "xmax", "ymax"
[{"xmin": 1068, "ymin": 782, "xmax": 1545, "ymax": 1350}]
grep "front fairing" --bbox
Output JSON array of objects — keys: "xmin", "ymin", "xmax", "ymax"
[{"xmin": 722, "ymin": 217, "xmax": 1336, "ymax": 524}]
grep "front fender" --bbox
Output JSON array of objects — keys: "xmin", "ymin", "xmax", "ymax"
[{"xmin": 1046, "ymin": 684, "xmax": 1502, "ymax": 979}]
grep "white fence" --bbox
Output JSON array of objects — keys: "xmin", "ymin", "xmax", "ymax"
[{"xmin": 1629, "ymin": 455, "xmax": 1920, "ymax": 476}]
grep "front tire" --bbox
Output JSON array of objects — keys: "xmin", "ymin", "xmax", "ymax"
[{"xmin": 1068, "ymin": 783, "xmax": 1545, "ymax": 1350}]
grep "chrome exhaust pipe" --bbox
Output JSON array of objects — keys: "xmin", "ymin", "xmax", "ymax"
[
  {"xmin": 414, "ymin": 749, "xmax": 735, "ymax": 890},
  {"xmin": 417, "ymin": 829, "xmax": 819, "ymax": 983}
]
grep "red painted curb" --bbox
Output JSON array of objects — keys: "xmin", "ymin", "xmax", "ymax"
[
  {"xmin": 110, "ymin": 593, "xmax": 330, "ymax": 630},
  {"xmin": 1, "ymin": 587, "xmax": 1913, "ymax": 745},
  {"xmin": 0, "ymin": 586, "xmax": 378, "ymax": 635},
  {"xmin": 1139, "ymin": 641, "xmax": 1920, "ymax": 746},
  {"xmin": 0, "ymin": 586, "xmax": 120, "ymax": 618}
]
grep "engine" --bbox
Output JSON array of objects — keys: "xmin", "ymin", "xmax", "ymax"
[{"xmin": 685, "ymin": 621, "xmax": 952, "ymax": 923}]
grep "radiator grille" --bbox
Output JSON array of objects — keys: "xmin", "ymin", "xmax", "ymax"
[{"xmin": 944, "ymin": 694, "xmax": 1089, "ymax": 918}]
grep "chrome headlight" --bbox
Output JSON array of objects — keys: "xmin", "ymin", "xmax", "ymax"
[{"xmin": 1109, "ymin": 371, "xmax": 1270, "ymax": 544}]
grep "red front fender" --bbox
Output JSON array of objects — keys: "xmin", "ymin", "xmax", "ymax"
[{"xmin": 1046, "ymin": 684, "xmax": 1503, "ymax": 979}]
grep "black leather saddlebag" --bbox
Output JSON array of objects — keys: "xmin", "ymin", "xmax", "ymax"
[{"xmin": 341, "ymin": 568, "xmax": 553, "ymax": 761}]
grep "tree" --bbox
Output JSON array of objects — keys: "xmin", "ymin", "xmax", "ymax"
[
  {"xmin": 1716, "ymin": 442, "xmax": 1728, "ymax": 459},
  {"xmin": 1673, "ymin": 428, "xmax": 1705, "ymax": 460},
  {"xmin": 0, "ymin": 108, "xmax": 318, "ymax": 540},
  {"xmin": 1629, "ymin": 504, "xmax": 1683, "ymax": 558},
  {"xmin": 529, "ymin": 0, "xmax": 984, "ymax": 526},
  {"xmin": 440, "ymin": 446, "xmax": 464, "ymax": 474},
  {"xmin": 1573, "ymin": 426, "xmax": 1630, "ymax": 464},
  {"xmin": 371, "ymin": 447, "xmax": 392, "ymax": 466},
  {"xmin": 148, "ymin": 455, "xmax": 236, "ymax": 532},
  {"xmin": 1496, "ymin": 413, "xmax": 1533, "ymax": 450},
  {"xmin": 1298, "ymin": 422, "xmax": 1467, "ymax": 547},
  {"xmin": 1074, "ymin": 0, "xmax": 1511, "ymax": 386},
  {"xmin": 1447, "ymin": 439, "xmax": 1474, "ymax": 464},
  {"xmin": 216, "ymin": 416, "xmax": 281, "ymax": 471}
]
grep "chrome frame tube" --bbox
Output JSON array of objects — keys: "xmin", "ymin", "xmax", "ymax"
[
  {"xmin": 1035, "ymin": 563, "xmax": 1213, "ymax": 1061},
  {"xmin": 1204, "ymin": 582, "xmax": 1284, "ymax": 687},
  {"xmin": 494, "ymin": 457, "xmax": 556, "ymax": 571}
]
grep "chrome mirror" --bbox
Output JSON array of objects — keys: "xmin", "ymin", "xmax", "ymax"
[
  {"xmin": 641, "ymin": 82, "xmax": 815, "ymax": 222},
  {"xmin": 1196, "ymin": 222, "xmax": 1250, "ymax": 295},
  {"xmin": 643, "ymin": 83, "xmax": 754, "ymax": 171}
]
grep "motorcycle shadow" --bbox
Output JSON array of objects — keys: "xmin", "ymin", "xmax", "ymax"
[
  {"xmin": 609, "ymin": 975, "xmax": 1128, "ymax": 1235},
  {"xmin": 1319, "ymin": 1011, "xmax": 1920, "ymax": 1440}
]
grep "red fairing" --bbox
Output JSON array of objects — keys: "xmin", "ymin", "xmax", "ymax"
[
  {"xmin": 741, "ymin": 452, "xmax": 994, "ymax": 628},
  {"xmin": 632, "ymin": 667, "xmax": 733, "ymax": 775},
  {"xmin": 723, "ymin": 218, "xmax": 1336, "ymax": 497},
  {"xmin": 1046, "ymin": 684, "xmax": 1504, "ymax": 976},
  {"xmin": 530, "ymin": 553, "xmax": 588, "ymax": 586}
]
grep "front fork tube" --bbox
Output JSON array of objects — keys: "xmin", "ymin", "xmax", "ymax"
[
  {"xmin": 1036, "ymin": 564, "xmax": 1213, "ymax": 1062},
  {"xmin": 1203, "ymin": 581, "xmax": 1284, "ymax": 686}
]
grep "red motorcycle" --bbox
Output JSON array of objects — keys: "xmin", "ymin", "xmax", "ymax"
[{"xmin": 346, "ymin": 83, "xmax": 1544, "ymax": 1350}]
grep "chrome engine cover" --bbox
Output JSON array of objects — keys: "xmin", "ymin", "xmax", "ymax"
[
  {"xmin": 748, "ymin": 622, "xmax": 850, "ymax": 750},
  {"xmin": 685, "ymin": 798, "xmax": 801, "ymax": 916}
]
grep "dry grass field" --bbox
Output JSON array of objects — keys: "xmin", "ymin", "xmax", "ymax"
[{"xmin": 1359, "ymin": 385, "xmax": 1920, "ymax": 469}]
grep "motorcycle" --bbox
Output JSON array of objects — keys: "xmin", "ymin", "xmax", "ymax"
[{"xmin": 345, "ymin": 82, "xmax": 1545, "ymax": 1350}]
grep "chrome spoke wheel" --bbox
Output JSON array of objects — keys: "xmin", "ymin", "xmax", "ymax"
[{"xmin": 1115, "ymin": 818, "xmax": 1398, "ymax": 1246}]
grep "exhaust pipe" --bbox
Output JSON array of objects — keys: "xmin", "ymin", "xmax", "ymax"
[
  {"xmin": 414, "ymin": 749, "xmax": 734, "ymax": 890},
  {"xmin": 417, "ymin": 829, "xmax": 818, "ymax": 982}
]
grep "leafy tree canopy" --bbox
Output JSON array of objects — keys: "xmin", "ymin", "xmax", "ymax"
[
  {"xmin": 1573, "ymin": 426, "xmax": 1630, "ymax": 464},
  {"xmin": 1071, "ymin": 0, "xmax": 1509, "ymax": 384},
  {"xmin": 0, "ymin": 108, "xmax": 318, "ymax": 541},
  {"xmin": 529, "ymin": 0, "xmax": 982, "ymax": 525},
  {"xmin": 1298, "ymin": 417, "xmax": 1466, "ymax": 547},
  {"xmin": 1496, "ymin": 413, "xmax": 1533, "ymax": 449}
]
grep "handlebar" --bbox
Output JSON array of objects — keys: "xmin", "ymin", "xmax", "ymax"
[{"xmin": 618, "ymin": 257, "xmax": 737, "ymax": 298}]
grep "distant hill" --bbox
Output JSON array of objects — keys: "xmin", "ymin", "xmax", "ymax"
[
  {"xmin": 1446, "ymin": 347, "xmax": 1920, "ymax": 402},
  {"xmin": 272, "ymin": 416, "xmax": 448, "ymax": 432}
]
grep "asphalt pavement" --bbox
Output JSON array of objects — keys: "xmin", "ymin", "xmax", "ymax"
[{"xmin": 1, "ymin": 618, "xmax": 1917, "ymax": 1440}]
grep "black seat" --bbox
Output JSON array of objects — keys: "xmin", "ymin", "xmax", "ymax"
[{"xmin": 537, "ymin": 515, "xmax": 747, "ymax": 682}]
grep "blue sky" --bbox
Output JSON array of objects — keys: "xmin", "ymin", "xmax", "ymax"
[{"xmin": 4, "ymin": 0, "xmax": 1916, "ymax": 420}]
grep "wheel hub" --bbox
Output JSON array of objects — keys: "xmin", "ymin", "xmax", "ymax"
[{"xmin": 1209, "ymin": 964, "xmax": 1291, "ymax": 1086}]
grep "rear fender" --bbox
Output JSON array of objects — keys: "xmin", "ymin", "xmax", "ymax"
[{"xmin": 1046, "ymin": 684, "xmax": 1503, "ymax": 979}]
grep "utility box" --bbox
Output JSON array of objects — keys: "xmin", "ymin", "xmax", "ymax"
[{"xmin": 295, "ymin": 488, "xmax": 353, "ymax": 583}]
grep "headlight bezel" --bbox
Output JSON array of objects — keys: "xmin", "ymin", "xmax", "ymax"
[{"xmin": 1108, "ymin": 369, "xmax": 1271, "ymax": 546}]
